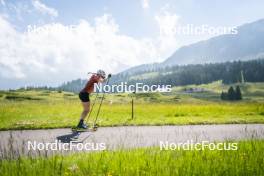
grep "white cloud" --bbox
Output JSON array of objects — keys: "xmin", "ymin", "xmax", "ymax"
[
  {"xmin": 155, "ymin": 5, "xmax": 180, "ymax": 36},
  {"xmin": 142, "ymin": 0, "xmax": 149, "ymax": 9},
  {"xmin": 32, "ymin": 0, "xmax": 58, "ymax": 17},
  {"xmin": 0, "ymin": 1, "xmax": 184, "ymax": 89},
  {"xmin": 0, "ymin": 16, "xmax": 26, "ymax": 79},
  {"xmin": 0, "ymin": 13, "xmax": 178, "ymax": 88},
  {"xmin": 154, "ymin": 6, "xmax": 181, "ymax": 60}
]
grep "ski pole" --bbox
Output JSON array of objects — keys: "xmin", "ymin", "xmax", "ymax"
[
  {"xmin": 131, "ymin": 91, "xmax": 135, "ymax": 119},
  {"xmin": 93, "ymin": 75, "xmax": 111, "ymax": 127},
  {"xmin": 85, "ymin": 91, "xmax": 99, "ymax": 124}
]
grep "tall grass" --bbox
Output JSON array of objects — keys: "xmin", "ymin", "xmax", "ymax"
[{"xmin": 0, "ymin": 140, "xmax": 264, "ymax": 175}]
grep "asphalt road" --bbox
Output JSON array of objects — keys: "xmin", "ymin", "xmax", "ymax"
[{"xmin": 0, "ymin": 124, "xmax": 264, "ymax": 157}]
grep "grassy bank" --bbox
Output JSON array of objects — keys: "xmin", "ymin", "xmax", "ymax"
[
  {"xmin": 0, "ymin": 82, "xmax": 264, "ymax": 130},
  {"xmin": 0, "ymin": 101, "xmax": 263, "ymax": 130},
  {"xmin": 0, "ymin": 140, "xmax": 264, "ymax": 175}
]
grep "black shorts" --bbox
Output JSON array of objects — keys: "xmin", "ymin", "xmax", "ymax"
[{"xmin": 79, "ymin": 92, "xmax": 90, "ymax": 102}]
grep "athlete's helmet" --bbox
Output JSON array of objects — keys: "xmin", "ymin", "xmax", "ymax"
[{"xmin": 97, "ymin": 69, "xmax": 106, "ymax": 78}]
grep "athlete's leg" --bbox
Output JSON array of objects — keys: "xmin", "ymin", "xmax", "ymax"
[
  {"xmin": 77, "ymin": 101, "xmax": 90, "ymax": 128},
  {"xmin": 80, "ymin": 102, "xmax": 90, "ymax": 120}
]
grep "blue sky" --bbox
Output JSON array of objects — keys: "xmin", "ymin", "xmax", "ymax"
[
  {"xmin": 0, "ymin": 0, "xmax": 264, "ymax": 89},
  {"xmin": 2, "ymin": 0, "xmax": 264, "ymax": 37}
]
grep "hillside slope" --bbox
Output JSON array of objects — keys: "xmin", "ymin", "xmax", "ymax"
[{"xmin": 164, "ymin": 19, "xmax": 264, "ymax": 66}]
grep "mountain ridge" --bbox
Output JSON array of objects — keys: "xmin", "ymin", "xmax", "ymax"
[{"xmin": 119, "ymin": 19, "xmax": 264, "ymax": 75}]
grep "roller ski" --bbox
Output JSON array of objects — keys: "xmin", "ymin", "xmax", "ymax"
[
  {"xmin": 71, "ymin": 121, "xmax": 99, "ymax": 132},
  {"xmin": 72, "ymin": 120, "xmax": 90, "ymax": 132}
]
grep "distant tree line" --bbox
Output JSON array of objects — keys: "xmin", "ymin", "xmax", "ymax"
[
  {"xmin": 18, "ymin": 86, "xmax": 57, "ymax": 91},
  {"xmin": 56, "ymin": 58, "xmax": 264, "ymax": 93},
  {"xmin": 112, "ymin": 58, "xmax": 264, "ymax": 87},
  {"xmin": 58, "ymin": 79, "xmax": 86, "ymax": 93}
]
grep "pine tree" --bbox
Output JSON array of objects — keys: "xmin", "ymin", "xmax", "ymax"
[
  {"xmin": 228, "ymin": 86, "xmax": 235, "ymax": 100},
  {"xmin": 235, "ymin": 85, "xmax": 242, "ymax": 100},
  {"xmin": 220, "ymin": 91, "xmax": 227, "ymax": 100}
]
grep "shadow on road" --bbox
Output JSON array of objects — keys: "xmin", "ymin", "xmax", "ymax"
[
  {"xmin": 56, "ymin": 131, "xmax": 92, "ymax": 143},
  {"xmin": 56, "ymin": 131, "xmax": 81, "ymax": 143}
]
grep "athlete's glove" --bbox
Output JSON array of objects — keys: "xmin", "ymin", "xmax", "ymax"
[{"xmin": 107, "ymin": 74, "xmax": 112, "ymax": 78}]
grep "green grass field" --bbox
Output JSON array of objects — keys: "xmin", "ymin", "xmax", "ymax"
[
  {"xmin": 0, "ymin": 81, "xmax": 264, "ymax": 130},
  {"xmin": 1, "ymin": 140, "xmax": 264, "ymax": 176}
]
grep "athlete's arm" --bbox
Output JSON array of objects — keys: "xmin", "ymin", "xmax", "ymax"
[
  {"xmin": 98, "ymin": 77, "xmax": 105, "ymax": 83},
  {"xmin": 98, "ymin": 74, "xmax": 111, "ymax": 83}
]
